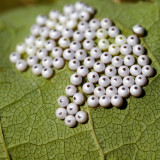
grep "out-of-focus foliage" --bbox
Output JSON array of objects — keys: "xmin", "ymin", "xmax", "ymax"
[
  {"xmin": 0, "ymin": 0, "xmax": 153, "ymax": 13},
  {"xmin": 0, "ymin": 0, "xmax": 56, "ymax": 13}
]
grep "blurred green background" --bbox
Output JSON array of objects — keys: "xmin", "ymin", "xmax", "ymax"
[
  {"xmin": 0, "ymin": 0, "xmax": 56, "ymax": 13},
  {"xmin": 0, "ymin": 0, "xmax": 152, "ymax": 13}
]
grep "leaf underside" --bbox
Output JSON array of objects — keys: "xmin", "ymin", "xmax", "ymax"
[{"xmin": 0, "ymin": 0, "xmax": 160, "ymax": 160}]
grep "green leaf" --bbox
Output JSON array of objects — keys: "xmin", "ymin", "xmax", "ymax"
[
  {"xmin": 0, "ymin": 120, "xmax": 10, "ymax": 160},
  {"xmin": 0, "ymin": 0, "xmax": 160, "ymax": 159}
]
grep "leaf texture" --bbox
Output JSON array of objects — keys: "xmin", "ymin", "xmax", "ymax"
[{"xmin": 0, "ymin": 0, "xmax": 160, "ymax": 159}]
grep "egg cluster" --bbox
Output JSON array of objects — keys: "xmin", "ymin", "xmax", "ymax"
[{"xmin": 9, "ymin": 1, "xmax": 154, "ymax": 128}]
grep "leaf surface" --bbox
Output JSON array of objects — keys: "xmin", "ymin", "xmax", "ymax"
[{"xmin": 0, "ymin": 0, "xmax": 160, "ymax": 159}]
